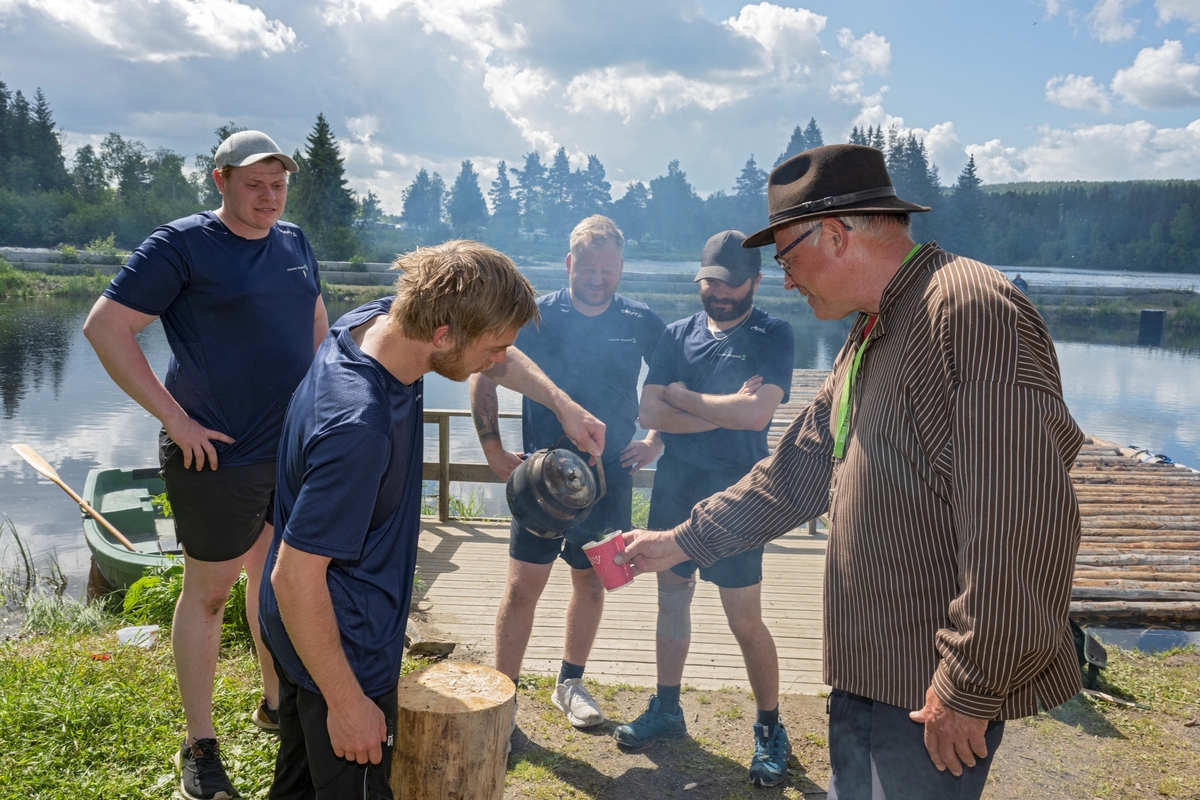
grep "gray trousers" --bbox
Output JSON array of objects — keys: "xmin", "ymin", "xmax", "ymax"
[{"xmin": 826, "ymin": 689, "xmax": 1004, "ymax": 800}]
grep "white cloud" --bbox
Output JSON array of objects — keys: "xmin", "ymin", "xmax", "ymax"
[
  {"xmin": 322, "ymin": 0, "xmax": 525, "ymax": 60},
  {"xmin": 1157, "ymin": 0, "xmax": 1200, "ymax": 31},
  {"xmin": 1043, "ymin": 0, "xmax": 1064, "ymax": 18},
  {"xmin": 968, "ymin": 119, "xmax": 1200, "ymax": 182},
  {"xmin": 837, "ymin": 29, "xmax": 891, "ymax": 75},
  {"xmin": 1112, "ymin": 40, "xmax": 1200, "ymax": 109},
  {"xmin": 1087, "ymin": 0, "xmax": 1139, "ymax": 42},
  {"xmin": 564, "ymin": 68, "xmax": 742, "ymax": 122},
  {"xmin": 722, "ymin": 2, "xmax": 827, "ymax": 74},
  {"xmin": 1045, "ymin": 73, "xmax": 1114, "ymax": 112},
  {"xmin": 0, "ymin": 0, "xmax": 296, "ymax": 61}
]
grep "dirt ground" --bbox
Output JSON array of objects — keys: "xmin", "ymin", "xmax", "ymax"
[{"xmin": 413, "ymin": 612, "xmax": 1200, "ymax": 800}]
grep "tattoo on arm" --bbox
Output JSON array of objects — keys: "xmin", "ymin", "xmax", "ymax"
[{"xmin": 472, "ymin": 389, "xmax": 501, "ymax": 444}]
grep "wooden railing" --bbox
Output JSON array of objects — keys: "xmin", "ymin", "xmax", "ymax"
[{"xmin": 422, "ymin": 408, "xmax": 656, "ymax": 522}]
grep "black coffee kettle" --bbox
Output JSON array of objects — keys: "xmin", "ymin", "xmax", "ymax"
[{"xmin": 506, "ymin": 439, "xmax": 606, "ymax": 539}]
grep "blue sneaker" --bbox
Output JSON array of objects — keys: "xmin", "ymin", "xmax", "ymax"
[
  {"xmin": 748, "ymin": 722, "xmax": 791, "ymax": 787},
  {"xmin": 612, "ymin": 695, "xmax": 686, "ymax": 749}
]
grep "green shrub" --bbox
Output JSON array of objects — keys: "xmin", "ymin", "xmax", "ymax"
[
  {"xmin": 0, "ymin": 257, "xmax": 34, "ymax": 298},
  {"xmin": 347, "ymin": 254, "xmax": 367, "ymax": 272},
  {"xmin": 57, "ymin": 244, "xmax": 79, "ymax": 263},
  {"xmin": 85, "ymin": 233, "xmax": 124, "ymax": 265},
  {"xmin": 23, "ymin": 591, "xmax": 109, "ymax": 635}
]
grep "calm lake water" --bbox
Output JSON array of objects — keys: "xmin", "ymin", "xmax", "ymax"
[{"xmin": 2, "ymin": 267, "xmax": 1199, "ymax": 615}]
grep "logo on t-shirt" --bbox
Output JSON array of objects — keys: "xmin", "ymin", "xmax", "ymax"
[
  {"xmin": 751, "ymin": 325, "xmax": 766, "ymax": 333},
  {"xmin": 717, "ymin": 352, "xmax": 747, "ymax": 360},
  {"xmin": 621, "ymin": 308, "xmax": 643, "ymax": 318},
  {"xmin": 609, "ymin": 338, "xmax": 637, "ymax": 343},
  {"xmin": 288, "ymin": 265, "xmax": 309, "ymax": 277}
]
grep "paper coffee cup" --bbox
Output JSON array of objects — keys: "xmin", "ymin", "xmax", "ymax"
[{"xmin": 582, "ymin": 531, "xmax": 634, "ymax": 592}]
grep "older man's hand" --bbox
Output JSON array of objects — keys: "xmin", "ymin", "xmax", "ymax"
[
  {"xmin": 909, "ymin": 686, "xmax": 990, "ymax": 777},
  {"xmin": 614, "ymin": 529, "xmax": 688, "ymax": 575}
]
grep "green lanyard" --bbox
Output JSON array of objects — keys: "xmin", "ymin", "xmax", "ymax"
[{"xmin": 831, "ymin": 243, "xmax": 922, "ymax": 459}]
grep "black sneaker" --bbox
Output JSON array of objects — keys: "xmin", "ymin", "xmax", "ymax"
[
  {"xmin": 251, "ymin": 696, "xmax": 279, "ymax": 731},
  {"xmin": 175, "ymin": 738, "xmax": 237, "ymax": 800}
]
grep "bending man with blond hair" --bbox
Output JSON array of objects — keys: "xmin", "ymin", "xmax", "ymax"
[{"xmin": 260, "ymin": 240, "xmax": 605, "ymax": 799}]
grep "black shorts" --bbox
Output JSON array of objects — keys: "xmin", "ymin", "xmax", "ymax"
[
  {"xmin": 269, "ymin": 658, "xmax": 396, "ymax": 800},
  {"xmin": 509, "ymin": 458, "xmax": 632, "ymax": 571},
  {"xmin": 159, "ymin": 430, "xmax": 275, "ymax": 563},
  {"xmin": 649, "ymin": 455, "xmax": 764, "ymax": 589}
]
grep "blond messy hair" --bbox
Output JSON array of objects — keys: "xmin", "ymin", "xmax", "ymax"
[
  {"xmin": 569, "ymin": 215, "xmax": 625, "ymax": 259},
  {"xmin": 389, "ymin": 240, "xmax": 539, "ymax": 344}
]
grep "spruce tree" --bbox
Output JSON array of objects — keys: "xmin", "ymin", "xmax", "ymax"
[
  {"xmin": 447, "ymin": 160, "xmax": 488, "ymax": 231},
  {"xmin": 648, "ymin": 160, "xmax": 703, "ymax": 250},
  {"xmin": 613, "ymin": 181, "xmax": 649, "ymax": 242},
  {"xmin": 288, "ymin": 113, "xmax": 357, "ymax": 258},
  {"xmin": 488, "ymin": 160, "xmax": 520, "ymax": 240},
  {"xmin": 570, "ymin": 154, "xmax": 612, "ymax": 220},
  {"xmin": 512, "ymin": 151, "xmax": 547, "ymax": 232},
  {"xmin": 29, "ymin": 89, "xmax": 70, "ymax": 192},
  {"xmin": 802, "ymin": 117, "xmax": 824, "ymax": 150},
  {"xmin": 545, "ymin": 146, "xmax": 572, "ymax": 236},
  {"xmin": 775, "ymin": 118, "xmax": 824, "ymax": 165},
  {"xmin": 401, "ymin": 168, "xmax": 436, "ymax": 230},
  {"xmin": 71, "ymin": 145, "xmax": 108, "ymax": 203},
  {"xmin": 733, "ymin": 155, "xmax": 768, "ymax": 233}
]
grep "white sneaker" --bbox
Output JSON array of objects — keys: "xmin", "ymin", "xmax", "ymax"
[{"xmin": 552, "ymin": 678, "xmax": 604, "ymax": 728}]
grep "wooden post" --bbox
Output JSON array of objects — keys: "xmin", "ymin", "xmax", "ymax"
[
  {"xmin": 438, "ymin": 415, "xmax": 450, "ymax": 522},
  {"xmin": 390, "ymin": 661, "xmax": 515, "ymax": 800}
]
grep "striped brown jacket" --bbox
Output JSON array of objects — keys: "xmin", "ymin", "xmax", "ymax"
[{"xmin": 674, "ymin": 243, "xmax": 1084, "ymax": 719}]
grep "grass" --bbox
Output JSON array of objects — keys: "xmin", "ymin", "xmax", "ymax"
[{"xmin": 0, "ymin": 257, "xmax": 114, "ymax": 298}]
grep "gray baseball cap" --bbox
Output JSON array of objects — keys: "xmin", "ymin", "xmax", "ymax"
[
  {"xmin": 214, "ymin": 130, "xmax": 298, "ymax": 173},
  {"xmin": 694, "ymin": 230, "xmax": 761, "ymax": 285}
]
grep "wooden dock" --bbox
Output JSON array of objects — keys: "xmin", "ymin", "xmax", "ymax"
[{"xmin": 414, "ymin": 369, "xmax": 1200, "ymax": 694}]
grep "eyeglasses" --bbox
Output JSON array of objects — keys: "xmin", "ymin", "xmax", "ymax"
[{"xmin": 773, "ymin": 218, "xmax": 852, "ymax": 276}]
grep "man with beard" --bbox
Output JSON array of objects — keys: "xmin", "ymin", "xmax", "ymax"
[
  {"xmin": 259, "ymin": 241, "xmax": 604, "ymax": 798},
  {"xmin": 613, "ymin": 230, "xmax": 795, "ymax": 788},
  {"xmin": 471, "ymin": 215, "xmax": 665, "ymax": 730}
]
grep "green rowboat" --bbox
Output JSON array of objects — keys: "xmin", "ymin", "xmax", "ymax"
[{"xmin": 82, "ymin": 467, "xmax": 178, "ymax": 590}]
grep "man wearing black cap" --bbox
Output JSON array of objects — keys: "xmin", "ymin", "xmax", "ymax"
[
  {"xmin": 612, "ymin": 230, "xmax": 795, "ymax": 788},
  {"xmin": 85, "ymin": 130, "xmax": 328, "ymax": 800},
  {"xmin": 616, "ymin": 145, "xmax": 1084, "ymax": 799}
]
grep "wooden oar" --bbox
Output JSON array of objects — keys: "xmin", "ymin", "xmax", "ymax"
[{"xmin": 11, "ymin": 444, "xmax": 138, "ymax": 553}]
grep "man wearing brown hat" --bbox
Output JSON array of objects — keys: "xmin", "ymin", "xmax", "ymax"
[
  {"xmin": 616, "ymin": 145, "xmax": 1084, "ymax": 798},
  {"xmin": 85, "ymin": 130, "xmax": 328, "ymax": 800},
  {"xmin": 613, "ymin": 230, "xmax": 795, "ymax": 788}
]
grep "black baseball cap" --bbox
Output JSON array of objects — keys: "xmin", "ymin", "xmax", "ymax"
[{"xmin": 695, "ymin": 230, "xmax": 761, "ymax": 285}]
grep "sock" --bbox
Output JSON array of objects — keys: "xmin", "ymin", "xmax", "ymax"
[
  {"xmin": 757, "ymin": 706, "xmax": 779, "ymax": 728},
  {"xmin": 558, "ymin": 660, "xmax": 585, "ymax": 685},
  {"xmin": 657, "ymin": 684, "xmax": 681, "ymax": 714}
]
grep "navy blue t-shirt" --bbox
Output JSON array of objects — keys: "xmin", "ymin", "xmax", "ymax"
[
  {"xmin": 645, "ymin": 306, "xmax": 794, "ymax": 468},
  {"xmin": 516, "ymin": 289, "xmax": 665, "ymax": 463},
  {"xmin": 103, "ymin": 211, "xmax": 321, "ymax": 467},
  {"xmin": 259, "ymin": 297, "xmax": 424, "ymax": 698}
]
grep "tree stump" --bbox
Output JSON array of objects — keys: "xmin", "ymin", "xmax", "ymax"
[{"xmin": 390, "ymin": 661, "xmax": 515, "ymax": 800}]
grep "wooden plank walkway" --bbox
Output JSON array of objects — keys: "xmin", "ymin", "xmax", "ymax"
[{"xmin": 413, "ymin": 521, "xmax": 829, "ymax": 693}]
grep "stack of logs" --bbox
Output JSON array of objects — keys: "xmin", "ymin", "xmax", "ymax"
[{"xmin": 1070, "ymin": 438, "xmax": 1200, "ymax": 628}]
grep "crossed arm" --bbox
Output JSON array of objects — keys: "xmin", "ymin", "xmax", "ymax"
[{"xmin": 638, "ymin": 375, "xmax": 784, "ymax": 435}]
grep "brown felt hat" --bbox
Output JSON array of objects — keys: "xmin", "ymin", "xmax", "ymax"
[{"xmin": 742, "ymin": 144, "xmax": 931, "ymax": 248}]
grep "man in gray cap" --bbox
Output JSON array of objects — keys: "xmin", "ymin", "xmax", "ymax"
[
  {"xmin": 612, "ymin": 230, "xmax": 795, "ymax": 788},
  {"xmin": 616, "ymin": 145, "xmax": 1084, "ymax": 799},
  {"xmin": 85, "ymin": 130, "xmax": 328, "ymax": 800}
]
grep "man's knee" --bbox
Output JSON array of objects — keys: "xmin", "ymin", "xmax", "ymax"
[
  {"xmin": 656, "ymin": 580, "xmax": 696, "ymax": 642},
  {"xmin": 504, "ymin": 562, "xmax": 552, "ymax": 607},
  {"xmin": 570, "ymin": 567, "xmax": 605, "ymax": 603}
]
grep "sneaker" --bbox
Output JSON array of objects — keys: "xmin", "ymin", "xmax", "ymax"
[
  {"xmin": 175, "ymin": 738, "xmax": 237, "ymax": 800},
  {"xmin": 251, "ymin": 696, "xmax": 279, "ymax": 731},
  {"xmin": 552, "ymin": 678, "xmax": 604, "ymax": 728},
  {"xmin": 748, "ymin": 722, "xmax": 791, "ymax": 787},
  {"xmin": 612, "ymin": 695, "xmax": 687, "ymax": 749}
]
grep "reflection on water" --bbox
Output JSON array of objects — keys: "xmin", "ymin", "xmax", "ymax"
[
  {"xmin": 1090, "ymin": 628, "xmax": 1200, "ymax": 654},
  {"xmin": 2, "ymin": 288, "xmax": 1199, "ymax": 598}
]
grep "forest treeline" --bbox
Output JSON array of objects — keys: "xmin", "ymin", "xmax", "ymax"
[{"xmin": 1, "ymin": 77, "xmax": 1198, "ymax": 272}]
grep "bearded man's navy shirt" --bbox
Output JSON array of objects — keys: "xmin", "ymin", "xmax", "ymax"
[
  {"xmin": 259, "ymin": 297, "xmax": 424, "ymax": 698},
  {"xmin": 103, "ymin": 211, "xmax": 321, "ymax": 466},
  {"xmin": 645, "ymin": 306, "xmax": 794, "ymax": 469},
  {"xmin": 515, "ymin": 288, "xmax": 665, "ymax": 461}
]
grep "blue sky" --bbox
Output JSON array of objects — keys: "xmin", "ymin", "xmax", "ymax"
[{"xmin": 2, "ymin": 0, "xmax": 1200, "ymax": 212}]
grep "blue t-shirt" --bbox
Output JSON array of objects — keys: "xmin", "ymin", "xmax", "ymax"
[
  {"xmin": 515, "ymin": 289, "xmax": 665, "ymax": 463},
  {"xmin": 103, "ymin": 211, "xmax": 321, "ymax": 467},
  {"xmin": 259, "ymin": 297, "xmax": 424, "ymax": 698},
  {"xmin": 645, "ymin": 306, "xmax": 794, "ymax": 468}
]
